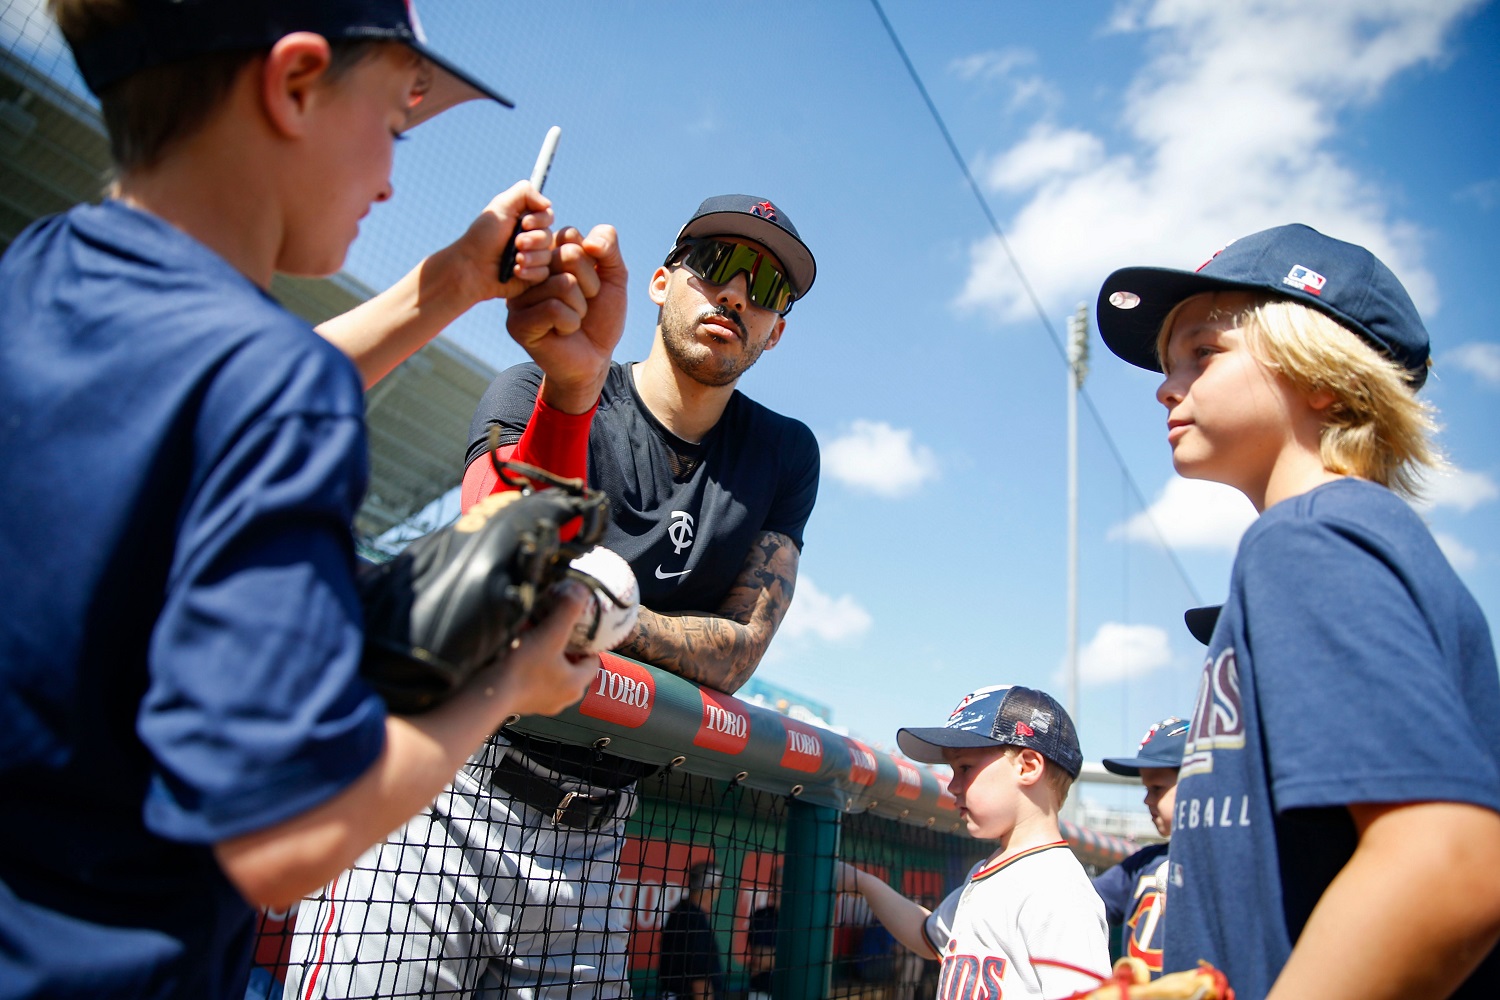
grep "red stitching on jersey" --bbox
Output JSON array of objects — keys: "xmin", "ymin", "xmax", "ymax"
[
  {"xmin": 303, "ymin": 872, "xmax": 340, "ymax": 1000},
  {"xmin": 1032, "ymin": 956, "xmax": 1106, "ymax": 981}
]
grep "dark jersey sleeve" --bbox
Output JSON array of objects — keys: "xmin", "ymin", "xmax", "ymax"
[
  {"xmin": 762, "ymin": 418, "xmax": 819, "ymax": 550},
  {"xmin": 464, "ymin": 362, "xmax": 544, "ymax": 467}
]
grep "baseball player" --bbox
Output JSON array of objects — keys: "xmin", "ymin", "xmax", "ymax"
[
  {"xmin": 1092, "ymin": 716, "xmax": 1187, "ymax": 977},
  {"xmin": 838, "ymin": 686, "xmax": 1110, "ymax": 1000},
  {"xmin": 287, "ymin": 195, "xmax": 820, "ymax": 998},
  {"xmin": 0, "ymin": 2, "xmax": 610, "ymax": 999},
  {"xmin": 1097, "ymin": 224, "xmax": 1500, "ymax": 998}
]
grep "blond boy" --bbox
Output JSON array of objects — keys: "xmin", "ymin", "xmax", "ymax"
[
  {"xmin": 1097, "ymin": 223, "xmax": 1500, "ymax": 999},
  {"xmin": 0, "ymin": 2, "xmax": 612, "ymax": 997},
  {"xmin": 839, "ymin": 685, "xmax": 1109, "ymax": 1000}
]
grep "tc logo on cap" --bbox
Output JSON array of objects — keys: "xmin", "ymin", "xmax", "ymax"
[{"xmin": 751, "ymin": 201, "xmax": 778, "ymax": 221}]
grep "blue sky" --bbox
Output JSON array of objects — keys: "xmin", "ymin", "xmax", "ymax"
[{"xmin": 5, "ymin": 1, "xmax": 1498, "ymax": 804}]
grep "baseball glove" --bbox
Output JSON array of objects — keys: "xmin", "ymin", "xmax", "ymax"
[
  {"xmin": 357, "ymin": 451, "xmax": 626, "ymax": 714},
  {"xmin": 1061, "ymin": 959, "xmax": 1234, "ymax": 1000}
]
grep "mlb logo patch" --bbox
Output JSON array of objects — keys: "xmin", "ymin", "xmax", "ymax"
[{"xmin": 1283, "ymin": 264, "xmax": 1327, "ymax": 296}]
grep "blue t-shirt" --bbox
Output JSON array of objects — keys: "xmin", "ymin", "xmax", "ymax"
[
  {"xmin": 0, "ymin": 201, "xmax": 386, "ymax": 999},
  {"xmin": 1091, "ymin": 842, "xmax": 1168, "ymax": 974},
  {"xmin": 467, "ymin": 362, "xmax": 820, "ymax": 613},
  {"xmin": 1165, "ymin": 478, "xmax": 1500, "ymax": 999}
]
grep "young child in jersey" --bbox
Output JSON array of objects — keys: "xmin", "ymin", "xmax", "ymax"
[
  {"xmin": 1096, "ymin": 224, "xmax": 1500, "ymax": 999},
  {"xmin": 838, "ymin": 685, "xmax": 1109, "ymax": 1000},
  {"xmin": 0, "ymin": 3, "xmax": 608, "ymax": 998},
  {"xmin": 1091, "ymin": 715, "xmax": 1187, "ymax": 977}
]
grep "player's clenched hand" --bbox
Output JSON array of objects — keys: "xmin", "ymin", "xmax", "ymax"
[
  {"xmin": 476, "ymin": 582, "xmax": 600, "ymax": 718},
  {"xmin": 448, "ymin": 180, "xmax": 556, "ymax": 303},
  {"xmin": 506, "ymin": 224, "xmax": 628, "ymax": 414}
]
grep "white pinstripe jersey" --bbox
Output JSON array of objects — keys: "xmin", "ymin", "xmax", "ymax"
[{"xmin": 923, "ymin": 842, "xmax": 1109, "ymax": 1000}]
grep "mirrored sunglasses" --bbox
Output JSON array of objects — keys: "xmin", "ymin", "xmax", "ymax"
[{"xmin": 668, "ymin": 238, "xmax": 797, "ymax": 315}]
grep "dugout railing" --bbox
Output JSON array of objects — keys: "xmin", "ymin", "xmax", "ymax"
[{"xmin": 252, "ymin": 653, "xmax": 1136, "ymax": 1000}]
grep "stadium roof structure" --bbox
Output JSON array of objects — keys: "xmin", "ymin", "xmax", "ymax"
[{"xmin": 0, "ymin": 46, "xmax": 494, "ymax": 546}]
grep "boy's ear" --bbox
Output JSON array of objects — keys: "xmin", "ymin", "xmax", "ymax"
[
  {"xmin": 1307, "ymin": 386, "xmax": 1337, "ymax": 411},
  {"xmin": 1015, "ymin": 748, "xmax": 1047, "ymax": 787},
  {"xmin": 261, "ymin": 32, "xmax": 335, "ymax": 139}
]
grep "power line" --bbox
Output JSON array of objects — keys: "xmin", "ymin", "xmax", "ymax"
[{"xmin": 866, "ymin": 0, "xmax": 1203, "ymax": 607}]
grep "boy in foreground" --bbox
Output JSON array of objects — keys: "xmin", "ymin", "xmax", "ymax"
[
  {"xmin": 1092, "ymin": 716, "xmax": 1186, "ymax": 977},
  {"xmin": 1096, "ymin": 223, "xmax": 1500, "ymax": 999},
  {"xmin": 838, "ymin": 685, "xmax": 1109, "ymax": 1000},
  {"xmin": 0, "ymin": 2, "xmax": 609, "ymax": 997}
]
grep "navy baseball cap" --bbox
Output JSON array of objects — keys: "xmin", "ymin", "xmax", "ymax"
[
  {"xmin": 1101, "ymin": 716, "xmax": 1188, "ymax": 776},
  {"xmin": 1184, "ymin": 605, "xmax": 1222, "ymax": 646},
  {"xmin": 898, "ymin": 684, "xmax": 1082, "ymax": 779},
  {"xmin": 68, "ymin": 0, "xmax": 511, "ymax": 128},
  {"xmin": 673, "ymin": 195, "xmax": 817, "ymax": 300},
  {"xmin": 1097, "ymin": 223, "xmax": 1430, "ymax": 389}
]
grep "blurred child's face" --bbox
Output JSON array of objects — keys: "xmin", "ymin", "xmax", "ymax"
[
  {"xmin": 942, "ymin": 745, "xmax": 1023, "ymax": 840},
  {"xmin": 1155, "ymin": 292, "xmax": 1319, "ymax": 507},
  {"xmin": 1138, "ymin": 766, "xmax": 1179, "ymax": 839},
  {"xmin": 283, "ymin": 45, "xmax": 427, "ymax": 276}
]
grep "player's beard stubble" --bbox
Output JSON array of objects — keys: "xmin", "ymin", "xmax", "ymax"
[{"xmin": 657, "ymin": 297, "xmax": 768, "ymax": 388}]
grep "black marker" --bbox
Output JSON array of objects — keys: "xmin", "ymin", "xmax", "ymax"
[{"xmin": 499, "ymin": 125, "xmax": 561, "ymax": 282}]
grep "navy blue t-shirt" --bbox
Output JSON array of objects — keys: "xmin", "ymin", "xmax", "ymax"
[
  {"xmin": 467, "ymin": 361, "xmax": 820, "ymax": 613},
  {"xmin": 1165, "ymin": 478, "xmax": 1500, "ymax": 999},
  {"xmin": 0, "ymin": 202, "xmax": 386, "ymax": 999}
]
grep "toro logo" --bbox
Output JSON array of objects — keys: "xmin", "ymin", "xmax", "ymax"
[
  {"xmin": 578, "ymin": 653, "xmax": 654, "ymax": 728},
  {"xmin": 694, "ymin": 689, "xmax": 752, "ymax": 754},
  {"xmin": 779, "ymin": 719, "xmax": 824, "ymax": 773},
  {"xmin": 846, "ymin": 738, "xmax": 879, "ymax": 787},
  {"xmin": 893, "ymin": 759, "xmax": 923, "ymax": 800}
]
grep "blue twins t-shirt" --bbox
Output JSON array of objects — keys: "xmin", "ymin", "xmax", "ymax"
[
  {"xmin": 467, "ymin": 361, "xmax": 820, "ymax": 613},
  {"xmin": 0, "ymin": 201, "xmax": 385, "ymax": 999},
  {"xmin": 1091, "ymin": 841, "xmax": 1168, "ymax": 975},
  {"xmin": 1165, "ymin": 478, "xmax": 1500, "ymax": 999}
]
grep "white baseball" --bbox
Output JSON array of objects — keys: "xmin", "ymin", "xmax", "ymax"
[{"xmin": 566, "ymin": 546, "xmax": 640, "ymax": 654}]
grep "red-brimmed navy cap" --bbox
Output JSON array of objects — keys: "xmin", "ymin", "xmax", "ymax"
[
  {"xmin": 1097, "ymin": 224, "xmax": 1431, "ymax": 389},
  {"xmin": 68, "ymin": 0, "xmax": 511, "ymax": 128}
]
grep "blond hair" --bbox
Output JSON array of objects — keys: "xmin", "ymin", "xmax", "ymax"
[
  {"xmin": 1000, "ymin": 746, "xmax": 1075, "ymax": 810},
  {"xmin": 1157, "ymin": 296, "xmax": 1440, "ymax": 497}
]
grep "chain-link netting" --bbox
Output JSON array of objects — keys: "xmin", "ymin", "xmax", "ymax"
[{"xmin": 250, "ymin": 730, "xmax": 996, "ymax": 1000}]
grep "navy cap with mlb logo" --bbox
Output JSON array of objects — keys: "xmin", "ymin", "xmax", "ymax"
[
  {"xmin": 897, "ymin": 684, "xmax": 1082, "ymax": 778},
  {"xmin": 1101, "ymin": 716, "xmax": 1189, "ymax": 777},
  {"xmin": 67, "ymin": 0, "xmax": 511, "ymax": 128},
  {"xmin": 1096, "ymin": 223, "xmax": 1431, "ymax": 388}
]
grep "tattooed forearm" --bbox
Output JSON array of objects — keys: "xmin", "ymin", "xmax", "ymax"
[{"xmin": 616, "ymin": 531, "xmax": 798, "ymax": 693}]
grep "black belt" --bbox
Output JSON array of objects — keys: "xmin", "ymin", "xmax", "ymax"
[{"xmin": 490, "ymin": 754, "xmax": 622, "ymax": 830}]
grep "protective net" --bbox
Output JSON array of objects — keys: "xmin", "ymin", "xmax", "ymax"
[{"xmin": 251, "ymin": 729, "xmax": 997, "ymax": 1000}]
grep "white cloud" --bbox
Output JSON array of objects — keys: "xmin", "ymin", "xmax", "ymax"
[
  {"xmin": 1077, "ymin": 622, "xmax": 1173, "ymax": 685},
  {"xmin": 822, "ymin": 420, "xmax": 939, "ymax": 498},
  {"xmin": 1442, "ymin": 342, "xmax": 1500, "ymax": 386},
  {"xmin": 1110, "ymin": 476, "xmax": 1258, "ymax": 551},
  {"xmin": 949, "ymin": 47, "xmax": 1059, "ymax": 111},
  {"xmin": 1433, "ymin": 532, "xmax": 1478, "ymax": 572},
  {"xmin": 983, "ymin": 125, "xmax": 1105, "ymax": 192},
  {"xmin": 778, "ymin": 576, "xmax": 873, "ymax": 643},
  {"xmin": 1417, "ymin": 465, "xmax": 1499, "ymax": 513},
  {"xmin": 1455, "ymin": 178, "xmax": 1500, "ymax": 212},
  {"xmin": 955, "ymin": 0, "xmax": 1482, "ymax": 323}
]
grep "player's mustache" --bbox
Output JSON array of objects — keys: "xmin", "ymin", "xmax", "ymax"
[{"xmin": 702, "ymin": 305, "xmax": 747, "ymax": 339}]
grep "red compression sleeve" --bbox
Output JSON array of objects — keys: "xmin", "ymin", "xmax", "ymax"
[{"xmin": 460, "ymin": 393, "xmax": 596, "ymax": 513}]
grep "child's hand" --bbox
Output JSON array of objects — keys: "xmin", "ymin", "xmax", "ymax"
[
  {"xmin": 479, "ymin": 582, "xmax": 599, "ymax": 718},
  {"xmin": 835, "ymin": 861, "xmax": 863, "ymax": 894},
  {"xmin": 449, "ymin": 181, "xmax": 557, "ymax": 303}
]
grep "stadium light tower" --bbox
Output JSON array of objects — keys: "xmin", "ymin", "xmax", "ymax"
[{"xmin": 1066, "ymin": 303, "xmax": 1089, "ymax": 730}]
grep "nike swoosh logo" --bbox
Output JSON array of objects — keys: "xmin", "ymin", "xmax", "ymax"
[{"xmin": 655, "ymin": 566, "xmax": 692, "ymax": 580}]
